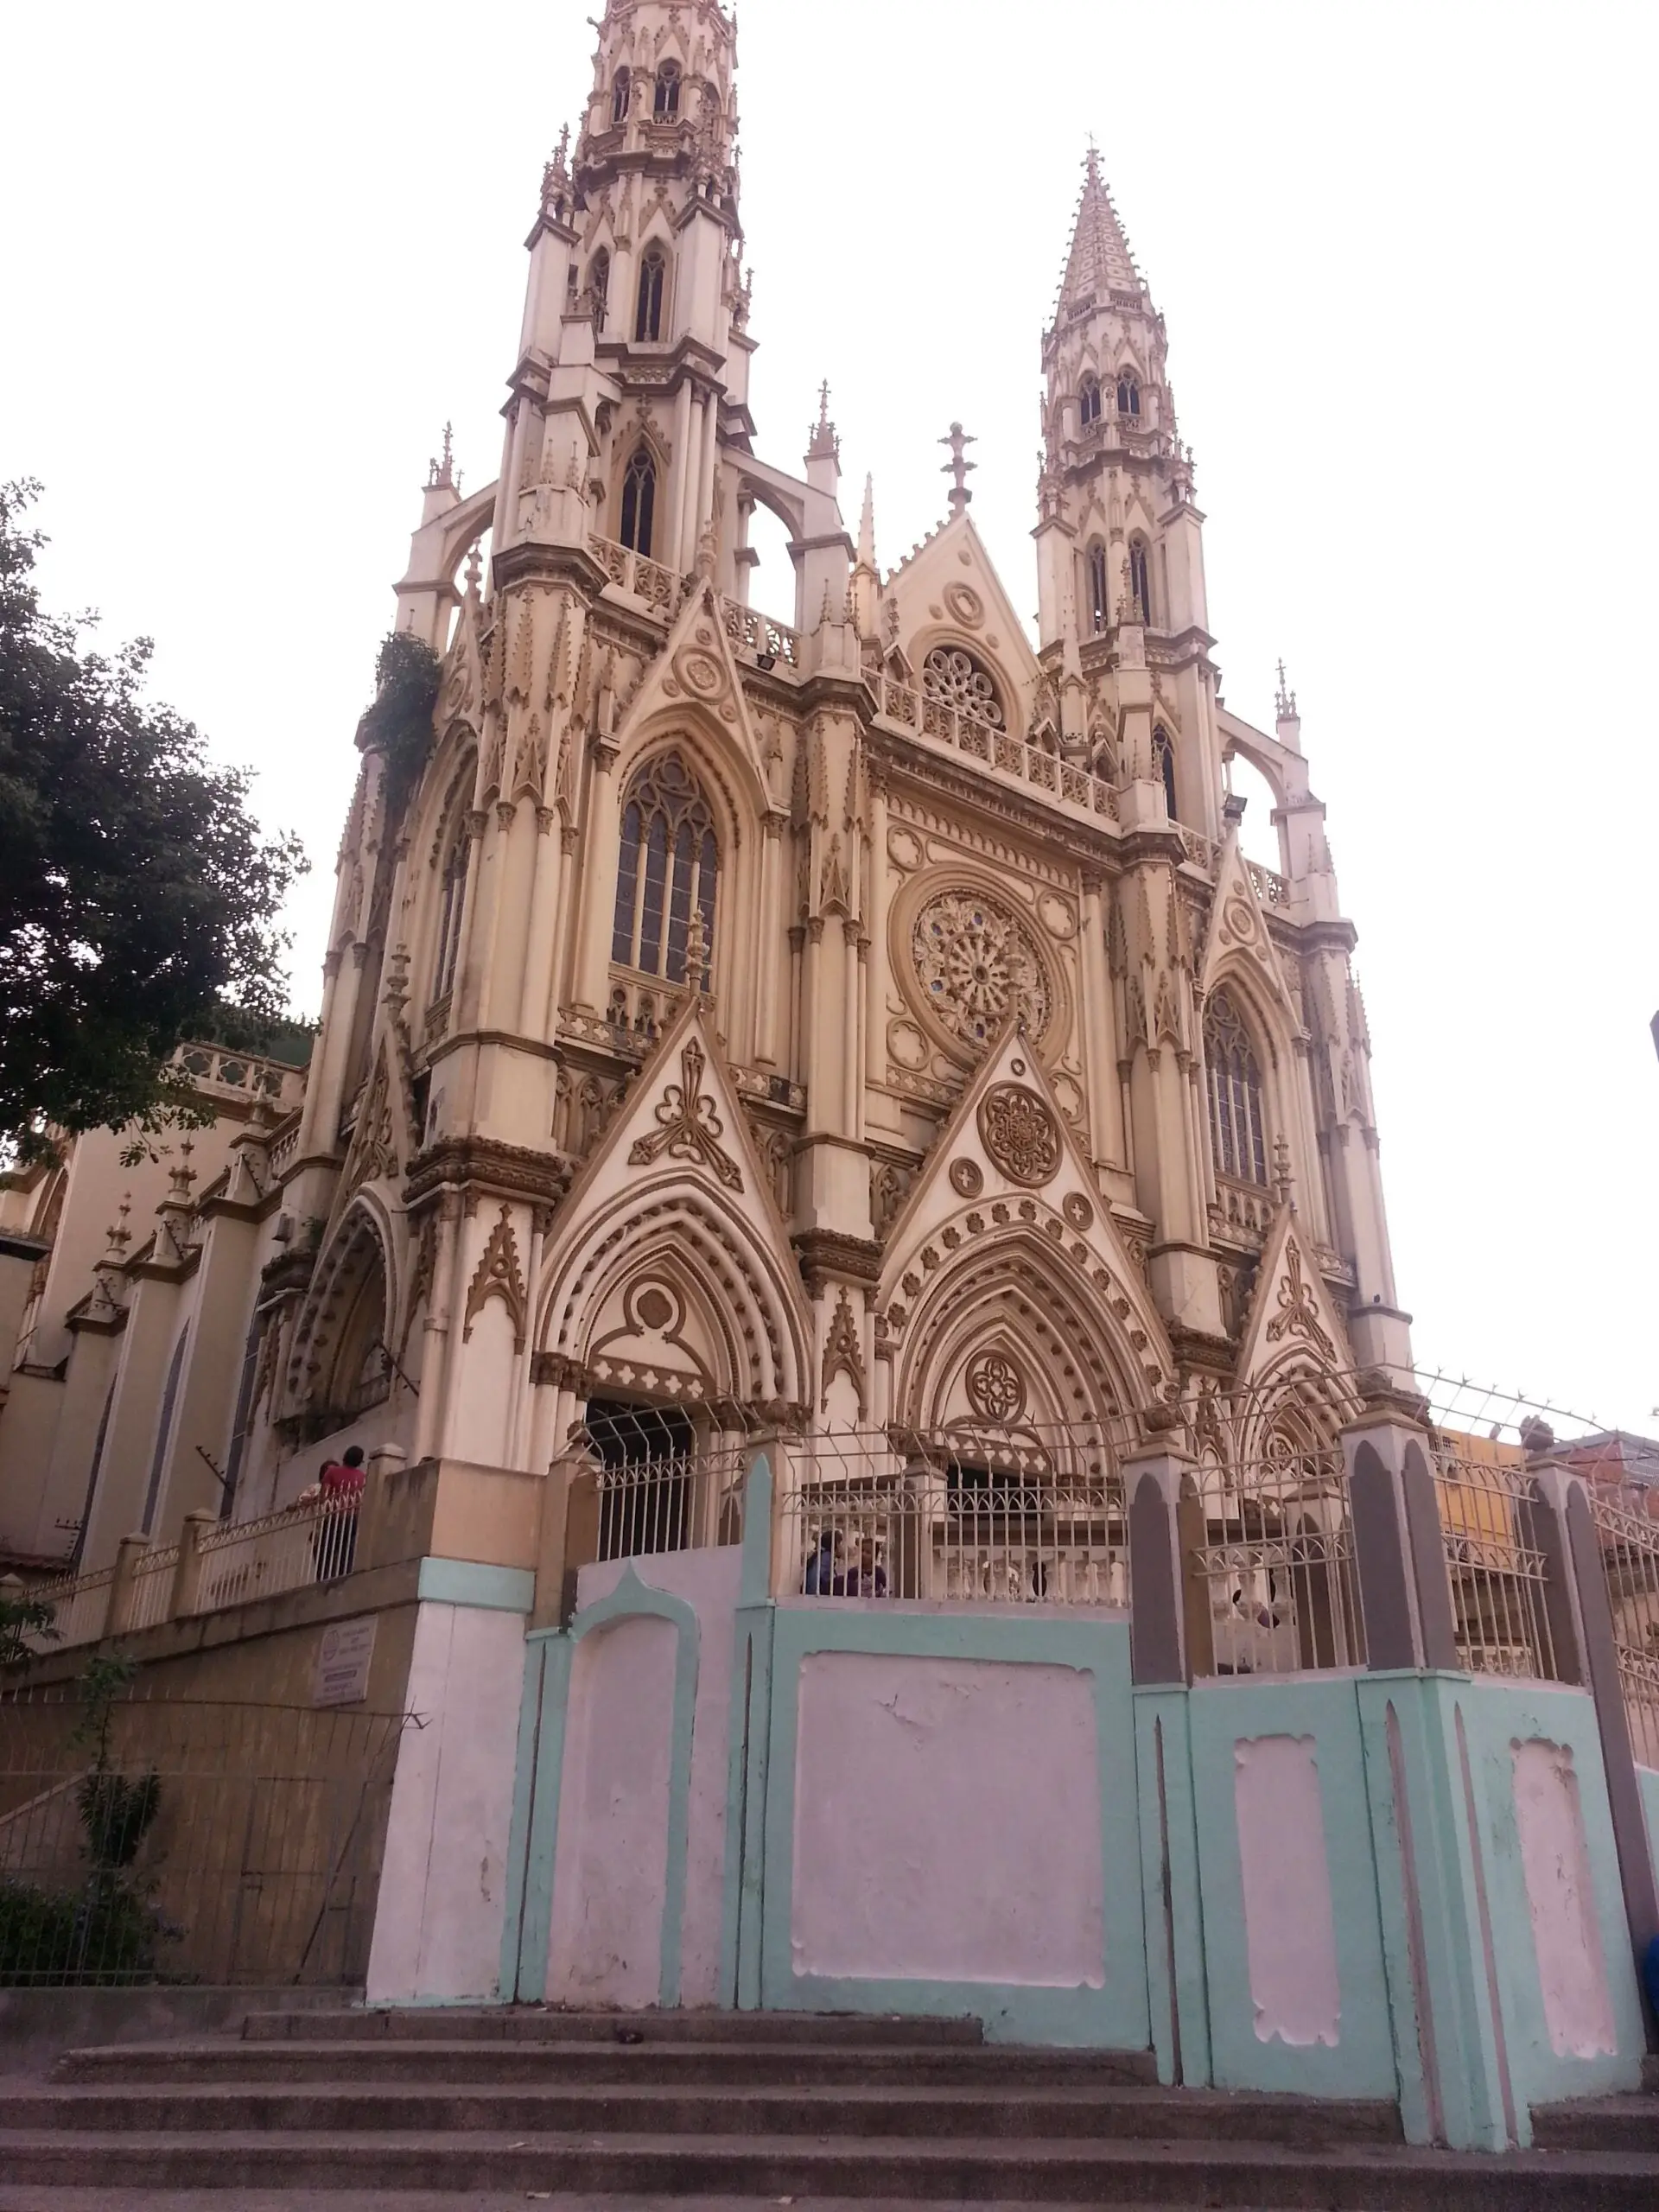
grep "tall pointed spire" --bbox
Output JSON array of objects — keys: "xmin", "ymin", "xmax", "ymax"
[
  {"xmin": 1057, "ymin": 146, "xmax": 1142, "ymax": 312},
  {"xmin": 856, "ymin": 474, "xmax": 877, "ymax": 572}
]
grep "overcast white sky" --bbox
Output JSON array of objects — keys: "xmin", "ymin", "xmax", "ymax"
[{"xmin": 4, "ymin": 1, "xmax": 1656, "ymax": 1428}]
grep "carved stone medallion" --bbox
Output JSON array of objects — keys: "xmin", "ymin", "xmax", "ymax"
[
  {"xmin": 966, "ymin": 1350, "xmax": 1025, "ymax": 1423},
  {"xmin": 949, "ymin": 1159, "xmax": 984, "ymax": 1199},
  {"xmin": 912, "ymin": 889, "xmax": 1052, "ymax": 1051},
  {"xmin": 978, "ymin": 1084, "xmax": 1061, "ymax": 1187},
  {"xmin": 1062, "ymin": 1192, "xmax": 1095, "ymax": 1230}
]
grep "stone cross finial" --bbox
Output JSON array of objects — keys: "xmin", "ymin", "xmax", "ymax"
[
  {"xmin": 807, "ymin": 381, "xmax": 840, "ymax": 463},
  {"xmin": 1275, "ymin": 658, "xmax": 1298, "ymax": 720},
  {"xmin": 940, "ymin": 422, "xmax": 976, "ymax": 515}
]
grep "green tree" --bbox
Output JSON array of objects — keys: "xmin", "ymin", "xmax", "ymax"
[{"xmin": 0, "ymin": 480, "xmax": 307, "ymax": 1164}]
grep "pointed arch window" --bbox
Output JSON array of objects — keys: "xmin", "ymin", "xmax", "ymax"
[
  {"xmin": 653, "ymin": 60, "xmax": 681, "ymax": 119},
  {"xmin": 432, "ymin": 812, "xmax": 471, "ymax": 1009},
  {"xmin": 1152, "ymin": 723, "xmax": 1178, "ymax": 820},
  {"xmin": 611, "ymin": 68, "xmax": 632, "ymax": 124},
  {"xmin": 611, "ymin": 751, "xmax": 718, "ymax": 986},
  {"xmin": 1079, "ymin": 374, "xmax": 1102, "ymax": 428},
  {"xmin": 1128, "ymin": 539, "xmax": 1152, "ymax": 625},
  {"xmin": 1205, "ymin": 988, "xmax": 1269, "ymax": 1187},
  {"xmin": 1116, "ymin": 373, "xmax": 1141, "ymax": 418},
  {"xmin": 635, "ymin": 244, "xmax": 667, "ymax": 341},
  {"xmin": 588, "ymin": 248, "xmax": 610, "ymax": 326},
  {"xmin": 1086, "ymin": 543, "xmax": 1109, "ymax": 635},
  {"xmin": 620, "ymin": 445, "xmax": 657, "ymax": 556}
]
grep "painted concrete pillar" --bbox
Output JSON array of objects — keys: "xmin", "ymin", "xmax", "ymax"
[
  {"xmin": 1533, "ymin": 1464, "xmax": 1659, "ymax": 2028},
  {"xmin": 1342, "ymin": 1404, "xmax": 1459, "ymax": 1672},
  {"xmin": 1125, "ymin": 1440, "xmax": 1194, "ymax": 1685}
]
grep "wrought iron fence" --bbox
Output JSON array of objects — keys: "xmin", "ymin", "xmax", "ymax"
[
  {"xmin": 1588, "ymin": 1491, "xmax": 1659, "ymax": 1768},
  {"xmin": 0, "ymin": 1691, "xmax": 413, "ymax": 1988},
  {"xmin": 1429, "ymin": 1440, "xmax": 1562, "ymax": 1681},
  {"xmin": 1186, "ymin": 1429, "xmax": 1366, "ymax": 1676},
  {"xmin": 775, "ymin": 1426, "xmax": 1128, "ymax": 1605}
]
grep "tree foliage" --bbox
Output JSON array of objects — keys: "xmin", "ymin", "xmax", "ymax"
[
  {"xmin": 0, "ymin": 481, "xmax": 308, "ymax": 1163},
  {"xmin": 359, "ymin": 628, "xmax": 441, "ymax": 824}
]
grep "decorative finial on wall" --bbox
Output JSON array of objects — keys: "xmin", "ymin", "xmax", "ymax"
[
  {"xmin": 1273, "ymin": 1134, "xmax": 1294, "ymax": 1210},
  {"xmin": 940, "ymin": 421, "xmax": 977, "ymax": 515},
  {"xmin": 429, "ymin": 423, "xmax": 456, "ymax": 492},
  {"xmin": 807, "ymin": 380, "xmax": 839, "ymax": 463},
  {"xmin": 683, "ymin": 904, "xmax": 709, "ymax": 991},
  {"xmin": 1275, "ymin": 658, "xmax": 1298, "ymax": 720}
]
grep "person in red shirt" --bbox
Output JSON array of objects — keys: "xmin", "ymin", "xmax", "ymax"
[{"xmin": 313, "ymin": 1446, "xmax": 365, "ymax": 1579}]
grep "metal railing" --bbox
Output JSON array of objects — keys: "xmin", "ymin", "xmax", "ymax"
[
  {"xmin": 1188, "ymin": 1434, "xmax": 1366, "ymax": 1675},
  {"xmin": 590, "ymin": 1447, "xmax": 747, "ymax": 1565},
  {"xmin": 19, "ymin": 1499, "xmax": 360, "ymax": 1656},
  {"xmin": 0, "ymin": 1690, "xmax": 410, "ymax": 1987},
  {"xmin": 1431, "ymin": 1443, "xmax": 1562, "ymax": 1681},
  {"xmin": 866, "ymin": 669, "xmax": 1120, "ymax": 823},
  {"xmin": 776, "ymin": 1427, "xmax": 1128, "ymax": 1606},
  {"xmin": 1588, "ymin": 1490, "xmax": 1659, "ymax": 1768}
]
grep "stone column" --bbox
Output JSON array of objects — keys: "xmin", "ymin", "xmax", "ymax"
[{"xmin": 1125, "ymin": 1437, "xmax": 1196, "ymax": 1685}]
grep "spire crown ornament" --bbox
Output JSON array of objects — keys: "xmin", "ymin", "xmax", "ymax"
[{"xmin": 940, "ymin": 422, "xmax": 976, "ymax": 516}]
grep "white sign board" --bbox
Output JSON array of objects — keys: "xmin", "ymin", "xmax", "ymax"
[{"xmin": 314, "ymin": 1617, "xmax": 378, "ymax": 1707}]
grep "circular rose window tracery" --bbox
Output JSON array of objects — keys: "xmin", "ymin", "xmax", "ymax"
[
  {"xmin": 912, "ymin": 889, "xmax": 1052, "ymax": 1052},
  {"xmin": 923, "ymin": 645, "xmax": 1005, "ymax": 729}
]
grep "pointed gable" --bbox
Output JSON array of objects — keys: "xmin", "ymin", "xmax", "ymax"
[
  {"xmin": 1234, "ymin": 1204, "xmax": 1353, "ymax": 1389},
  {"xmin": 879, "ymin": 1025, "xmax": 1174, "ymax": 1408},
  {"xmin": 537, "ymin": 993, "xmax": 811, "ymax": 1411},
  {"xmin": 1198, "ymin": 827, "xmax": 1300, "ymax": 1027},
  {"xmin": 881, "ymin": 512, "xmax": 1039, "ymax": 735},
  {"xmin": 611, "ymin": 578, "xmax": 775, "ymax": 821}
]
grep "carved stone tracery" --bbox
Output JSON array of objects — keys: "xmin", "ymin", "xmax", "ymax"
[
  {"xmin": 628, "ymin": 1039, "xmax": 743, "ymax": 1191},
  {"xmin": 977, "ymin": 1084, "xmax": 1062, "ymax": 1188},
  {"xmin": 912, "ymin": 889, "xmax": 1052, "ymax": 1051}
]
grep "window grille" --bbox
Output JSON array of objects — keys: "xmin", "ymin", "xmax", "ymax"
[
  {"xmin": 620, "ymin": 446, "xmax": 657, "ymax": 557},
  {"xmin": 921, "ymin": 645, "xmax": 1005, "ymax": 730},
  {"xmin": 1205, "ymin": 988, "xmax": 1268, "ymax": 1186},
  {"xmin": 635, "ymin": 246, "xmax": 666, "ymax": 342},
  {"xmin": 611, "ymin": 751, "xmax": 718, "ymax": 985}
]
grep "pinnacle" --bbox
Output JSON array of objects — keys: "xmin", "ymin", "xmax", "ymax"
[{"xmin": 1057, "ymin": 144, "xmax": 1142, "ymax": 313}]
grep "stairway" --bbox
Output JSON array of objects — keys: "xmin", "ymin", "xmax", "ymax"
[{"xmin": 0, "ymin": 2005, "xmax": 1654, "ymax": 2207}]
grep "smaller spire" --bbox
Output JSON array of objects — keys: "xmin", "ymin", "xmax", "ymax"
[
  {"xmin": 428, "ymin": 423, "xmax": 455, "ymax": 492},
  {"xmin": 807, "ymin": 380, "xmax": 840, "ymax": 464},
  {"xmin": 856, "ymin": 474, "xmax": 877, "ymax": 571},
  {"xmin": 940, "ymin": 422, "xmax": 977, "ymax": 516},
  {"xmin": 1272, "ymin": 1134, "xmax": 1295, "ymax": 1211},
  {"xmin": 1274, "ymin": 658, "xmax": 1299, "ymax": 721},
  {"xmin": 101, "ymin": 1195, "xmax": 133, "ymax": 1268},
  {"xmin": 683, "ymin": 903, "xmax": 709, "ymax": 991}
]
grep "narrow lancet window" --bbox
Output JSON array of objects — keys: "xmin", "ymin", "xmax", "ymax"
[
  {"xmin": 589, "ymin": 249, "xmax": 610, "ymax": 325},
  {"xmin": 1153, "ymin": 723, "xmax": 1178, "ymax": 820},
  {"xmin": 1205, "ymin": 988, "xmax": 1269, "ymax": 1187},
  {"xmin": 1128, "ymin": 540, "xmax": 1152, "ymax": 625},
  {"xmin": 611, "ymin": 752, "xmax": 718, "ymax": 986},
  {"xmin": 654, "ymin": 61, "xmax": 681, "ymax": 119},
  {"xmin": 635, "ymin": 245, "xmax": 666, "ymax": 341},
  {"xmin": 432, "ymin": 815, "xmax": 471, "ymax": 1007},
  {"xmin": 1116, "ymin": 374, "xmax": 1141, "ymax": 418},
  {"xmin": 1087, "ymin": 544, "xmax": 1109, "ymax": 635},
  {"xmin": 1079, "ymin": 375, "xmax": 1102, "ymax": 427},
  {"xmin": 620, "ymin": 446, "xmax": 657, "ymax": 556},
  {"xmin": 611, "ymin": 69, "xmax": 631, "ymax": 124}
]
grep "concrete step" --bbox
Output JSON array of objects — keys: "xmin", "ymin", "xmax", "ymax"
[
  {"xmin": 52, "ymin": 2037, "xmax": 1160, "ymax": 2090},
  {"xmin": 1533, "ymin": 2094, "xmax": 1659, "ymax": 2153},
  {"xmin": 0, "ymin": 2081, "xmax": 1402, "ymax": 2147},
  {"xmin": 240, "ymin": 2007, "xmax": 986, "ymax": 2048},
  {"xmin": 0, "ymin": 2127, "xmax": 1651, "ymax": 2205}
]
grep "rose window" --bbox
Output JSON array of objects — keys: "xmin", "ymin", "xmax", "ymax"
[
  {"xmin": 912, "ymin": 890, "xmax": 1052, "ymax": 1049},
  {"xmin": 922, "ymin": 645, "xmax": 1005, "ymax": 729}
]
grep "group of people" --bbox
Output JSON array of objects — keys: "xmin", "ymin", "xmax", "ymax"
[{"xmin": 802, "ymin": 1529, "xmax": 888, "ymax": 1598}]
